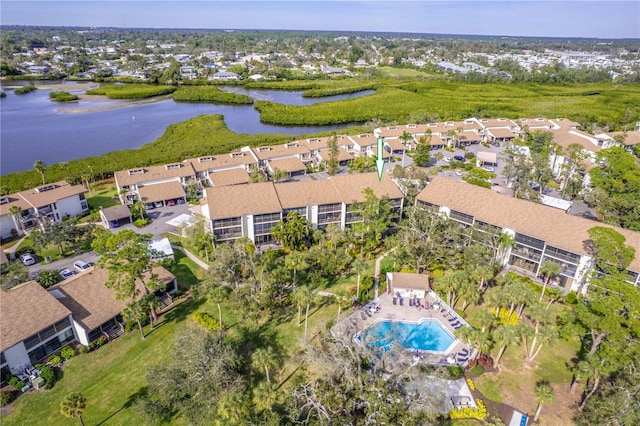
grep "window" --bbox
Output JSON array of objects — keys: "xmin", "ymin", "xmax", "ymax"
[
  {"xmin": 254, "ymin": 213, "xmax": 281, "ymax": 224},
  {"xmin": 213, "ymin": 217, "xmax": 241, "ymax": 228},
  {"xmin": 544, "ymin": 245, "xmax": 581, "ymax": 264},
  {"xmin": 79, "ymin": 193, "xmax": 85, "ymax": 200},
  {"xmin": 283, "ymin": 207, "xmax": 306, "ymax": 217},
  {"xmin": 417, "ymin": 200, "xmax": 438, "ymax": 210},
  {"xmin": 515, "ymin": 233, "xmax": 545, "ymax": 250},
  {"xmin": 449, "ymin": 210, "xmax": 473, "ymax": 225}
]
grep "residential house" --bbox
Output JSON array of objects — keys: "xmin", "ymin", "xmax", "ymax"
[
  {"xmin": 114, "ymin": 162, "xmax": 195, "ymax": 206},
  {"xmin": 202, "ymin": 172, "xmax": 404, "ymax": 244},
  {"xmin": 0, "ymin": 266, "xmax": 177, "ymax": 378},
  {"xmin": 0, "ymin": 181, "xmax": 88, "ymax": 240},
  {"xmin": 1, "ymin": 281, "xmax": 74, "ymax": 378},
  {"xmin": 211, "ymin": 71, "xmax": 242, "ymax": 81},
  {"xmin": 250, "ymin": 142, "xmax": 312, "ymax": 179},
  {"xmin": 187, "ymin": 147, "xmax": 258, "ymax": 185},
  {"xmin": 415, "ymin": 177, "xmax": 640, "ymax": 293}
]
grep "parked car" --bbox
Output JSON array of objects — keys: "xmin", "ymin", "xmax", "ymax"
[
  {"xmin": 453, "ymin": 155, "xmax": 466, "ymax": 162},
  {"xmin": 482, "ymin": 166, "xmax": 495, "ymax": 172},
  {"xmin": 491, "ymin": 141, "xmax": 501, "ymax": 147},
  {"xmin": 455, "ymin": 169, "xmax": 463, "ymax": 176},
  {"xmin": 74, "ymin": 260, "xmax": 92, "ymax": 272},
  {"xmin": 145, "ymin": 203, "xmax": 155, "ymax": 210},
  {"xmin": 442, "ymin": 156, "xmax": 451, "ymax": 163},
  {"xmin": 60, "ymin": 269, "xmax": 75, "ymax": 280},
  {"xmin": 19, "ymin": 253, "xmax": 36, "ymax": 266},
  {"xmin": 154, "ymin": 201, "xmax": 164, "ymax": 208},
  {"xmin": 166, "ymin": 200, "xmax": 176, "ymax": 206}
]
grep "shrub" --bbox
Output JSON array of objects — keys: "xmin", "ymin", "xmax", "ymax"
[
  {"xmin": 193, "ymin": 312, "xmax": 221, "ymax": 331},
  {"xmin": 469, "ymin": 365, "xmax": 484, "ymax": 376},
  {"xmin": 49, "ymin": 91, "xmax": 79, "ymax": 102},
  {"xmin": 450, "ymin": 399, "xmax": 487, "ymax": 420},
  {"xmin": 466, "ymin": 377, "xmax": 476, "ymax": 390},
  {"xmin": 464, "ymin": 151, "xmax": 476, "ymax": 160},
  {"xmin": 14, "ymin": 85, "xmax": 36, "ymax": 95},
  {"xmin": 7, "ymin": 376, "xmax": 25, "ymax": 391},
  {"xmin": 0, "ymin": 390, "xmax": 15, "ymax": 406},
  {"xmin": 173, "ymin": 86, "xmax": 253, "ymax": 104},
  {"xmin": 564, "ymin": 291, "xmax": 578, "ymax": 305},
  {"xmin": 78, "ymin": 345, "xmax": 89, "ymax": 354},
  {"xmin": 497, "ymin": 308, "xmax": 519, "ymax": 325},
  {"xmin": 448, "ymin": 365, "xmax": 465, "ymax": 380},
  {"xmin": 38, "ymin": 269, "xmax": 61, "ymax": 289},
  {"xmin": 47, "ymin": 354, "xmax": 63, "ymax": 366},
  {"xmin": 34, "ymin": 364, "xmax": 56, "ymax": 389},
  {"xmin": 134, "ymin": 218, "xmax": 149, "ymax": 228},
  {"xmin": 60, "ymin": 345, "xmax": 76, "ymax": 360}
]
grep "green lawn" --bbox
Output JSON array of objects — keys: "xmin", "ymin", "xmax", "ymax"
[
  {"xmin": 377, "ymin": 66, "xmax": 435, "ymax": 78},
  {"xmin": 1, "ymin": 256, "xmax": 343, "ymax": 425}
]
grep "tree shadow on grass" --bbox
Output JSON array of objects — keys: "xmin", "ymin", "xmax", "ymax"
[
  {"xmin": 145, "ymin": 297, "xmax": 205, "ymax": 339},
  {"xmin": 95, "ymin": 386, "xmax": 148, "ymax": 425}
]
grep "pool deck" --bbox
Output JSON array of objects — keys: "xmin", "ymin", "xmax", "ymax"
[{"xmin": 355, "ymin": 291, "xmax": 473, "ymax": 367}]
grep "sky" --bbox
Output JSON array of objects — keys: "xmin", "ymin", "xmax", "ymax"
[{"xmin": 1, "ymin": 1, "xmax": 639, "ymax": 39}]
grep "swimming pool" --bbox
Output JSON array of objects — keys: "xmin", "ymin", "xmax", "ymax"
[{"xmin": 361, "ymin": 319, "xmax": 455, "ymax": 353}]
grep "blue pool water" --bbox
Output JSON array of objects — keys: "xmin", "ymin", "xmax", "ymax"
[{"xmin": 362, "ymin": 319, "xmax": 455, "ymax": 352}]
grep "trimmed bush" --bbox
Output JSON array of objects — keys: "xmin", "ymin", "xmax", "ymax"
[
  {"xmin": 0, "ymin": 390, "xmax": 15, "ymax": 406},
  {"xmin": 469, "ymin": 365, "xmax": 484, "ymax": 376},
  {"xmin": 34, "ymin": 364, "xmax": 56, "ymax": 389},
  {"xmin": 7, "ymin": 376, "xmax": 25, "ymax": 391},
  {"xmin": 60, "ymin": 345, "xmax": 76, "ymax": 360},
  {"xmin": 47, "ymin": 354, "xmax": 63, "ymax": 366},
  {"xmin": 466, "ymin": 377, "xmax": 476, "ymax": 390},
  {"xmin": 450, "ymin": 399, "xmax": 487, "ymax": 420},
  {"xmin": 447, "ymin": 365, "xmax": 465, "ymax": 380},
  {"xmin": 193, "ymin": 312, "xmax": 221, "ymax": 331},
  {"xmin": 565, "ymin": 291, "xmax": 578, "ymax": 305},
  {"xmin": 134, "ymin": 218, "xmax": 149, "ymax": 228}
]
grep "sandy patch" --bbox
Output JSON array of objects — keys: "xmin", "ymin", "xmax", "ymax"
[
  {"xmin": 33, "ymin": 82, "xmax": 98, "ymax": 91},
  {"xmin": 56, "ymin": 93, "xmax": 173, "ymax": 114}
]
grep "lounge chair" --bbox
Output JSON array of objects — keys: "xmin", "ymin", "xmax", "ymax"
[
  {"xmin": 459, "ymin": 348, "xmax": 469, "ymax": 356},
  {"xmin": 399, "ymin": 298, "xmax": 404, "ymax": 306},
  {"xmin": 450, "ymin": 321, "xmax": 461, "ymax": 328},
  {"xmin": 457, "ymin": 356, "xmax": 468, "ymax": 363},
  {"xmin": 416, "ymin": 298, "xmax": 421, "ymax": 305},
  {"xmin": 393, "ymin": 297, "xmax": 397, "ymax": 305},
  {"xmin": 447, "ymin": 317, "xmax": 457, "ymax": 322},
  {"xmin": 454, "ymin": 323, "xmax": 463, "ymax": 329}
]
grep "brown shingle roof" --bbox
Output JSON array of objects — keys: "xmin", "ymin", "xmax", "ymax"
[
  {"xmin": 252, "ymin": 142, "xmax": 310, "ymax": 160},
  {"xmin": 100, "ymin": 205, "xmax": 132, "ymax": 222},
  {"xmin": 188, "ymin": 151, "xmax": 256, "ymax": 173},
  {"xmin": 205, "ymin": 182, "xmax": 282, "ymax": 220},
  {"xmin": 487, "ymin": 128, "xmax": 517, "ymax": 139},
  {"xmin": 275, "ymin": 180, "xmax": 342, "ymax": 208},
  {"xmin": 209, "ymin": 168, "xmax": 250, "ymax": 187},
  {"xmin": 477, "ymin": 118, "xmax": 517, "ymax": 128},
  {"xmin": 1, "ymin": 281, "xmax": 71, "ymax": 352},
  {"xmin": 331, "ymin": 172, "xmax": 404, "ymax": 204},
  {"xmin": 115, "ymin": 162, "xmax": 195, "ymax": 187},
  {"xmin": 608, "ymin": 131, "xmax": 640, "ymax": 146},
  {"xmin": 138, "ymin": 181, "xmax": 186, "ymax": 203},
  {"xmin": 268, "ymin": 157, "xmax": 308, "ymax": 173},
  {"xmin": 416, "ymin": 177, "xmax": 640, "ymax": 272},
  {"xmin": 17, "ymin": 181, "xmax": 85, "ymax": 209},
  {"xmin": 0, "ymin": 194, "xmax": 31, "ymax": 217},
  {"xmin": 388, "ymin": 272, "xmax": 430, "ymax": 292},
  {"xmin": 551, "ymin": 129, "xmax": 601, "ymax": 153},
  {"xmin": 50, "ymin": 267, "xmax": 175, "ymax": 332}
]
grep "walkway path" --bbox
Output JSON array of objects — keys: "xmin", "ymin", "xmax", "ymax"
[
  {"xmin": 2, "ymin": 236, "xmax": 26, "ymax": 260},
  {"xmin": 374, "ymin": 247, "xmax": 397, "ymax": 298},
  {"xmin": 171, "ymin": 245, "xmax": 209, "ymax": 270}
]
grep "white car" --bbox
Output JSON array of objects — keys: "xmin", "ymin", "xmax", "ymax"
[
  {"xmin": 60, "ymin": 269, "xmax": 75, "ymax": 280},
  {"xmin": 482, "ymin": 166, "xmax": 495, "ymax": 172},
  {"xmin": 455, "ymin": 169, "xmax": 463, "ymax": 176},
  {"xmin": 74, "ymin": 260, "xmax": 92, "ymax": 272},
  {"xmin": 19, "ymin": 253, "xmax": 36, "ymax": 266},
  {"xmin": 443, "ymin": 157, "xmax": 451, "ymax": 163}
]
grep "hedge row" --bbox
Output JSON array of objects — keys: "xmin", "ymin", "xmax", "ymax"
[
  {"xmin": 86, "ymin": 84, "xmax": 176, "ymax": 99},
  {"xmin": 173, "ymin": 86, "xmax": 253, "ymax": 104}
]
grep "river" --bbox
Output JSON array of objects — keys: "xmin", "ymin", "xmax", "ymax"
[{"xmin": 0, "ymin": 82, "xmax": 373, "ymax": 175}]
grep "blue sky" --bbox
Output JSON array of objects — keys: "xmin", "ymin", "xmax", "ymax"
[{"xmin": 1, "ymin": 1, "xmax": 639, "ymax": 39}]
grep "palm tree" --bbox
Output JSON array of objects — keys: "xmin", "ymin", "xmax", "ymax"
[
  {"xmin": 209, "ymin": 285, "xmax": 228, "ymax": 328},
  {"xmin": 285, "ymin": 251, "xmax": 307, "ymax": 288},
  {"xmin": 34, "ymin": 160, "xmax": 47, "ymax": 185},
  {"xmin": 60, "ymin": 392, "xmax": 86, "ymax": 426},
  {"xmin": 496, "ymin": 232, "xmax": 516, "ymax": 266},
  {"xmin": 123, "ymin": 300, "xmax": 147, "ymax": 340},
  {"xmin": 537, "ymin": 261, "xmax": 561, "ymax": 301},
  {"xmin": 533, "ymin": 381, "xmax": 555, "ymax": 422},
  {"xmin": 399, "ymin": 130, "xmax": 412, "ymax": 167},
  {"xmin": 140, "ymin": 293, "xmax": 162, "ymax": 329},
  {"xmin": 334, "ymin": 288, "xmax": 351, "ymax": 321},
  {"xmin": 8, "ymin": 205, "xmax": 23, "ymax": 236},
  {"xmin": 491, "ymin": 324, "xmax": 520, "ymax": 368},
  {"xmin": 351, "ymin": 258, "xmax": 367, "ymax": 300},
  {"xmin": 252, "ymin": 346, "xmax": 276, "ymax": 384},
  {"xmin": 470, "ymin": 265, "xmax": 493, "ymax": 292},
  {"xmin": 293, "ymin": 285, "xmax": 311, "ymax": 327},
  {"xmin": 132, "ymin": 200, "xmax": 146, "ymax": 221}
]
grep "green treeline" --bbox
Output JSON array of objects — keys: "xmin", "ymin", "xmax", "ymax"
[
  {"xmin": 0, "ymin": 115, "xmax": 367, "ymax": 193},
  {"xmin": 254, "ymin": 81, "xmax": 640, "ymax": 128},
  {"xmin": 172, "ymin": 86, "xmax": 253, "ymax": 104},
  {"xmin": 13, "ymin": 85, "xmax": 37, "ymax": 95},
  {"xmin": 244, "ymin": 79, "xmax": 377, "ymax": 97},
  {"xmin": 85, "ymin": 84, "xmax": 176, "ymax": 99}
]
